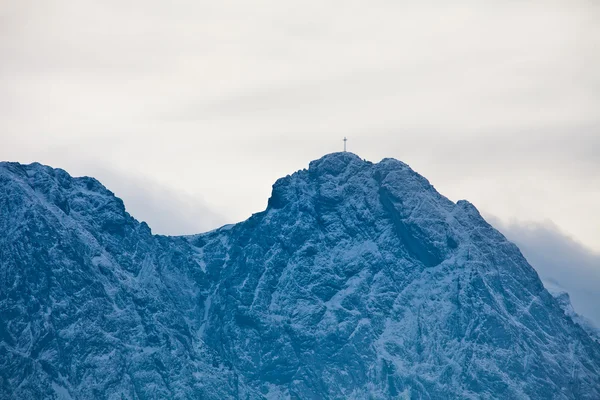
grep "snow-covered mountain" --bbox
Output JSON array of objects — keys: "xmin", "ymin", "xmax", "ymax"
[{"xmin": 1, "ymin": 153, "xmax": 599, "ymax": 399}]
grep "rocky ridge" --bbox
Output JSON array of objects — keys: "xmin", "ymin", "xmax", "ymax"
[{"xmin": 1, "ymin": 153, "xmax": 599, "ymax": 399}]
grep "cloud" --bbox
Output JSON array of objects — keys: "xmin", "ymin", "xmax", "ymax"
[
  {"xmin": 489, "ymin": 216, "xmax": 600, "ymax": 328},
  {"xmin": 87, "ymin": 167, "xmax": 228, "ymax": 236}
]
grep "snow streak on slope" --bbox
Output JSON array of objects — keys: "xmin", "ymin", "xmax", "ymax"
[{"xmin": 1, "ymin": 154, "xmax": 599, "ymax": 399}]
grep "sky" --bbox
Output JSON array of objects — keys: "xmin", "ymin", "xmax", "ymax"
[{"xmin": 1, "ymin": 2, "xmax": 599, "ymax": 319}]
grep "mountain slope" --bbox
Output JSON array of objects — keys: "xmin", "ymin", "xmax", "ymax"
[
  {"xmin": 1, "ymin": 154, "xmax": 599, "ymax": 399},
  {"xmin": 0, "ymin": 162, "xmax": 243, "ymax": 399}
]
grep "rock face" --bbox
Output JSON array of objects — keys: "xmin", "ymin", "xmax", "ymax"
[{"xmin": 1, "ymin": 153, "xmax": 599, "ymax": 399}]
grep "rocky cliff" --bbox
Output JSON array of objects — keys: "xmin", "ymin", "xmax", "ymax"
[{"xmin": 1, "ymin": 153, "xmax": 599, "ymax": 399}]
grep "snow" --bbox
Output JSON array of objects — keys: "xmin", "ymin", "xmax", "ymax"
[{"xmin": 51, "ymin": 382, "xmax": 73, "ymax": 400}]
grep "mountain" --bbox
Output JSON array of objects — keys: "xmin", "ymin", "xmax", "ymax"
[{"xmin": 1, "ymin": 153, "xmax": 599, "ymax": 399}]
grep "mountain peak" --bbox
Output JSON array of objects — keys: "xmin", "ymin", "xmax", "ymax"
[
  {"xmin": 308, "ymin": 151, "xmax": 364, "ymax": 172},
  {"xmin": 268, "ymin": 152, "xmax": 438, "ymax": 215}
]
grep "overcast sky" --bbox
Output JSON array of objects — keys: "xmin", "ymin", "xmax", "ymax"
[{"xmin": 2, "ymin": 1, "xmax": 599, "ymax": 317}]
